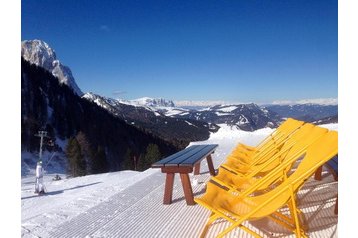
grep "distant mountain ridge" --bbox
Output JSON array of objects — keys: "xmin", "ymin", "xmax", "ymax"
[
  {"xmin": 313, "ymin": 114, "xmax": 338, "ymax": 125},
  {"xmin": 167, "ymin": 104, "xmax": 282, "ymax": 131},
  {"xmin": 21, "ymin": 40, "xmax": 83, "ymax": 96},
  {"xmin": 83, "ymin": 92, "xmax": 217, "ymax": 147},
  {"xmin": 83, "ymin": 92, "xmax": 282, "ymax": 132},
  {"xmin": 84, "ymin": 93, "xmax": 338, "ymax": 132},
  {"xmin": 122, "ymin": 97, "xmax": 175, "ymax": 107},
  {"xmin": 266, "ymin": 104, "xmax": 338, "ymax": 122}
]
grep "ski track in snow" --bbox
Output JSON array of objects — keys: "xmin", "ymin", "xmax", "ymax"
[
  {"xmin": 21, "ymin": 123, "xmax": 338, "ymax": 237},
  {"xmin": 50, "ymin": 172, "xmax": 165, "ymax": 237},
  {"xmin": 49, "ymin": 137, "xmax": 237, "ymax": 238}
]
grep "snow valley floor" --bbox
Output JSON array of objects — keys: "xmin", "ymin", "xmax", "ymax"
[{"xmin": 21, "ymin": 124, "xmax": 338, "ymax": 238}]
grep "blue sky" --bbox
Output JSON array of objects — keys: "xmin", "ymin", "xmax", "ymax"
[{"xmin": 21, "ymin": 0, "xmax": 337, "ymax": 103}]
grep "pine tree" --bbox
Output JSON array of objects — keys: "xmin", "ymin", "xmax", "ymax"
[
  {"xmin": 136, "ymin": 153, "xmax": 145, "ymax": 171},
  {"xmin": 138, "ymin": 144, "xmax": 161, "ymax": 171},
  {"xmin": 90, "ymin": 146, "xmax": 108, "ymax": 174},
  {"xmin": 145, "ymin": 143, "xmax": 161, "ymax": 165},
  {"xmin": 121, "ymin": 148, "xmax": 134, "ymax": 170},
  {"xmin": 66, "ymin": 137, "xmax": 87, "ymax": 177},
  {"xmin": 76, "ymin": 131, "xmax": 91, "ymax": 173}
]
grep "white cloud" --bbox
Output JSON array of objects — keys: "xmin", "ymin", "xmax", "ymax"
[
  {"xmin": 271, "ymin": 98, "xmax": 338, "ymax": 105},
  {"xmin": 174, "ymin": 100, "xmax": 247, "ymax": 107},
  {"xmin": 174, "ymin": 98, "xmax": 338, "ymax": 107}
]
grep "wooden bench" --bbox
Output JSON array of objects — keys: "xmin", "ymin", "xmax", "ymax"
[
  {"xmin": 314, "ymin": 155, "xmax": 338, "ymax": 214},
  {"xmin": 152, "ymin": 144, "xmax": 218, "ymax": 205}
]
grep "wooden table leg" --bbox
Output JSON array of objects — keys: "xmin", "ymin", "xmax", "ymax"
[
  {"xmin": 194, "ymin": 163, "xmax": 201, "ymax": 175},
  {"xmin": 206, "ymin": 154, "xmax": 216, "ymax": 176},
  {"xmin": 314, "ymin": 166, "xmax": 322, "ymax": 181},
  {"xmin": 163, "ymin": 173, "xmax": 175, "ymax": 204},
  {"xmin": 180, "ymin": 173, "xmax": 195, "ymax": 205}
]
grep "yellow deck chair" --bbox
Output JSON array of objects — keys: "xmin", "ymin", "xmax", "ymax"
[
  {"xmin": 195, "ymin": 131, "xmax": 338, "ymax": 238},
  {"xmin": 233, "ymin": 118, "xmax": 303, "ymax": 153},
  {"xmin": 222, "ymin": 123, "xmax": 317, "ymax": 173},
  {"xmin": 217, "ymin": 124, "xmax": 327, "ymax": 183},
  {"xmin": 231, "ymin": 118, "xmax": 304, "ymax": 164},
  {"xmin": 229, "ymin": 119, "xmax": 305, "ymax": 167},
  {"xmin": 212, "ymin": 124, "xmax": 327, "ymax": 193}
]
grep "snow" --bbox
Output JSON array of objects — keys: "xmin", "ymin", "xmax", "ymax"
[
  {"xmin": 214, "ymin": 111, "xmax": 233, "ymax": 116},
  {"xmin": 174, "ymin": 100, "xmax": 229, "ymax": 107},
  {"xmin": 21, "ymin": 123, "xmax": 338, "ymax": 237},
  {"xmin": 237, "ymin": 115, "xmax": 249, "ymax": 125},
  {"xmin": 164, "ymin": 108, "xmax": 188, "ymax": 117},
  {"xmin": 22, "ymin": 170, "xmax": 155, "ymax": 237},
  {"xmin": 184, "ymin": 120, "xmax": 198, "ymax": 128},
  {"xmin": 262, "ymin": 108, "xmax": 269, "ymax": 115},
  {"xmin": 319, "ymin": 123, "xmax": 338, "ymax": 131},
  {"xmin": 174, "ymin": 100, "xmax": 248, "ymax": 107},
  {"xmin": 217, "ymin": 105, "xmax": 238, "ymax": 112},
  {"xmin": 126, "ymin": 97, "xmax": 175, "ymax": 107}
]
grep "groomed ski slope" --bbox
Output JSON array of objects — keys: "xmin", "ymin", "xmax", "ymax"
[{"xmin": 21, "ymin": 123, "xmax": 338, "ymax": 237}]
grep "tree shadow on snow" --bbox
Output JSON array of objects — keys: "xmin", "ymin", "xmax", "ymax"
[{"xmin": 21, "ymin": 182, "xmax": 102, "ymax": 200}]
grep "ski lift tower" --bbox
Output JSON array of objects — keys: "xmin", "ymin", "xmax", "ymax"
[
  {"xmin": 34, "ymin": 130, "xmax": 49, "ymax": 163},
  {"xmin": 34, "ymin": 130, "xmax": 49, "ymax": 194}
]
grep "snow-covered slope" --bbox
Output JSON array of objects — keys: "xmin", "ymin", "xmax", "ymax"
[
  {"xmin": 21, "ymin": 123, "xmax": 273, "ymax": 237},
  {"xmin": 21, "ymin": 123, "xmax": 338, "ymax": 237},
  {"xmin": 21, "ymin": 39, "xmax": 83, "ymax": 96}
]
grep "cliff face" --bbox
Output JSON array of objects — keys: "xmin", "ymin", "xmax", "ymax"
[{"xmin": 21, "ymin": 39, "xmax": 83, "ymax": 96}]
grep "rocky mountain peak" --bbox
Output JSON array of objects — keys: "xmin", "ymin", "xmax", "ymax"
[
  {"xmin": 21, "ymin": 39, "xmax": 57, "ymax": 69},
  {"xmin": 21, "ymin": 39, "xmax": 83, "ymax": 96}
]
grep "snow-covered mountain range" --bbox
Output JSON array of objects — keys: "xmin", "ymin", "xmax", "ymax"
[
  {"xmin": 171, "ymin": 104, "xmax": 282, "ymax": 131},
  {"xmin": 121, "ymin": 97, "xmax": 175, "ymax": 107},
  {"xmin": 21, "ymin": 39, "xmax": 338, "ymax": 135},
  {"xmin": 266, "ymin": 104, "xmax": 338, "ymax": 122},
  {"xmin": 21, "ymin": 40, "xmax": 83, "ymax": 96},
  {"xmin": 83, "ymin": 92, "xmax": 217, "ymax": 145},
  {"xmin": 83, "ymin": 92, "xmax": 282, "ymax": 131},
  {"xmin": 83, "ymin": 92, "xmax": 338, "ymax": 131}
]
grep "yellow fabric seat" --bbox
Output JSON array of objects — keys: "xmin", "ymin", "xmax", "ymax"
[
  {"xmin": 213, "ymin": 123, "xmax": 327, "ymax": 192},
  {"xmin": 195, "ymin": 131, "xmax": 338, "ymax": 238},
  {"xmin": 230, "ymin": 118, "xmax": 304, "ymax": 163}
]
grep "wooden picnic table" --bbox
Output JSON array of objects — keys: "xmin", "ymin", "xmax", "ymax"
[{"xmin": 152, "ymin": 144, "xmax": 218, "ymax": 205}]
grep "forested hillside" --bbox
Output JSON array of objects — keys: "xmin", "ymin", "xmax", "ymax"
[{"xmin": 21, "ymin": 58, "xmax": 178, "ymax": 173}]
